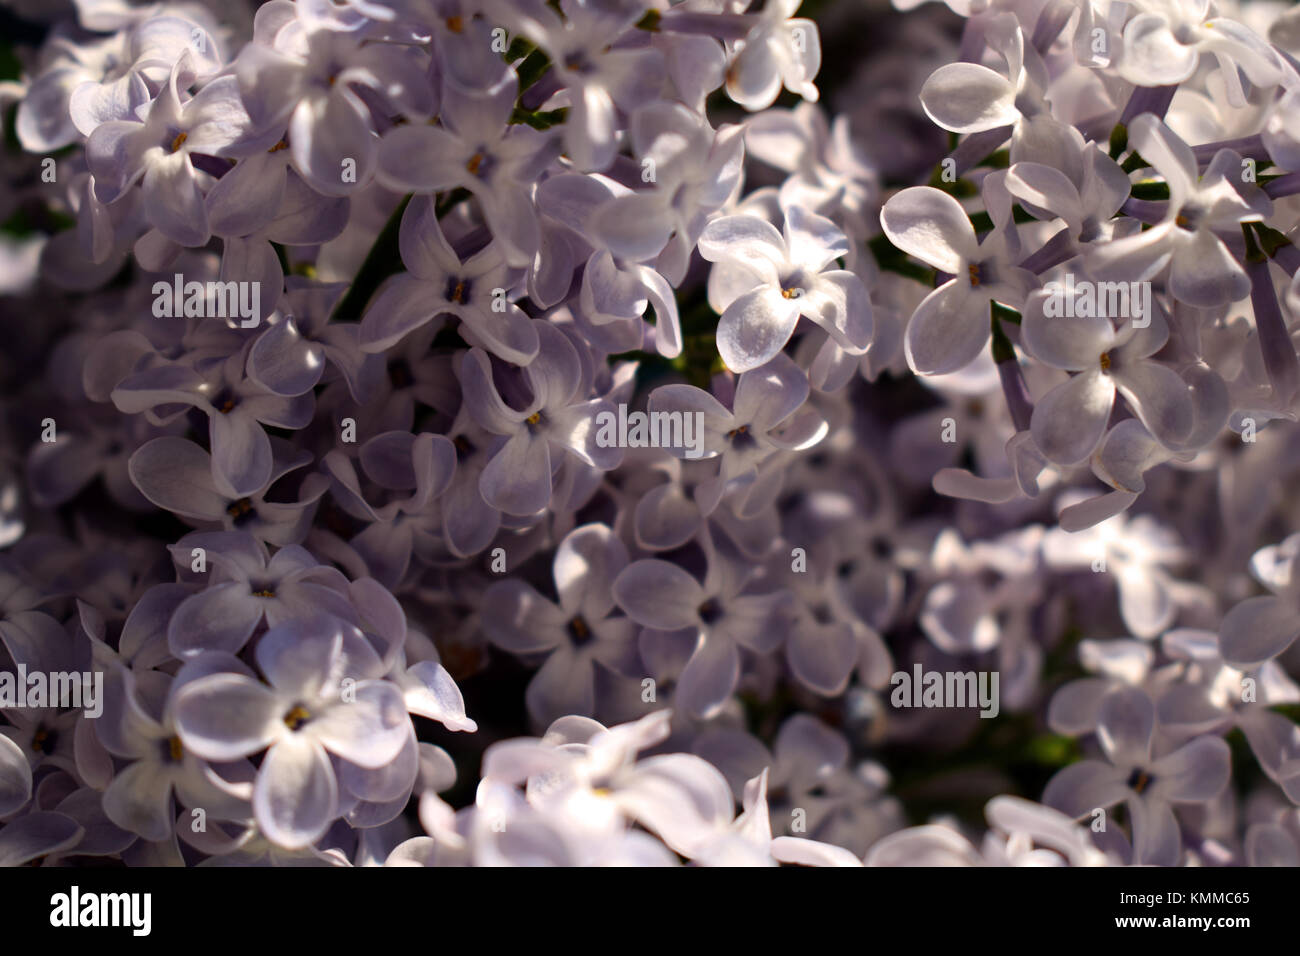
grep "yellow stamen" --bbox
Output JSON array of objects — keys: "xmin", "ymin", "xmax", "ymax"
[
  {"xmin": 170, "ymin": 131, "xmax": 188, "ymax": 153},
  {"xmin": 526, "ymin": 412, "xmax": 541, "ymax": 426},
  {"xmin": 284, "ymin": 706, "xmax": 311, "ymax": 730},
  {"xmin": 1099, "ymin": 351, "xmax": 1112, "ymax": 372},
  {"xmin": 168, "ymin": 736, "xmax": 183, "ymax": 761},
  {"xmin": 447, "ymin": 15, "xmax": 464, "ymax": 32},
  {"xmin": 466, "ymin": 153, "xmax": 484, "ymax": 175}
]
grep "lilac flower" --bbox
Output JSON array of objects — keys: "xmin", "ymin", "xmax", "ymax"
[
  {"xmin": 1118, "ymin": 4, "xmax": 1284, "ymax": 104},
  {"xmin": 129, "ymin": 436, "xmax": 328, "ymax": 545},
  {"xmin": 456, "ymin": 321, "xmax": 622, "ymax": 516},
  {"xmin": 647, "ymin": 353, "xmax": 825, "ymax": 497},
  {"xmin": 164, "ymin": 531, "xmax": 358, "ymax": 657},
  {"xmin": 482, "ymin": 523, "xmax": 639, "ymax": 725},
  {"xmin": 880, "ymin": 180, "xmax": 1036, "ymax": 375},
  {"xmin": 1043, "ymin": 688, "xmax": 1230, "ymax": 865},
  {"xmin": 0, "ymin": 812, "xmax": 85, "ymax": 867},
  {"xmin": 478, "ymin": 710, "xmax": 737, "ymax": 861},
  {"xmin": 724, "ymin": 0, "xmax": 820, "ymax": 111},
  {"xmin": 745, "ymin": 103, "xmax": 877, "ymax": 240},
  {"xmin": 1043, "ymin": 506, "xmax": 1187, "ymax": 639},
  {"xmin": 249, "ymin": 278, "xmax": 379, "ymax": 402},
  {"xmin": 18, "ymin": 15, "xmax": 221, "ymax": 151},
  {"xmin": 87, "ymin": 55, "xmax": 256, "ymax": 246},
  {"xmin": 172, "ymin": 617, "xmax": 411, "ymax": 848},
  {"xmin": 359, "ymin": 195, "xmax": 538, "ymax": 363},
  {"xmin": 376, "ymin": 74, "xmax": 556, "ymax": 266},
  {"xmin": 1021, "ymin": 294, "xmax": 1195, "ymax": 465},
  {"xmin": 1088, "ymin": 115, "xmax": 1270, "ymax": 307},
  {"xmin": 96, "ymin": 658, "xmax": 254, "ymax": 841},
  {"xmin": 111, "ymin": 350, "xmax": 314, "ymax": 497},
  {"xmin": 697, "ymin": 205, "xmax": 872, "ymax": 372},
  {"xmin": 320, "ymin": 430, "xmax": 457, "ymax": 587},
  {"xmin": 499, "ymin": 0, "xmax": 667, "ymax": 171},
  {"xmin": 612, "ymin": 527, "xmax": 793, "ymax": 718},
  {"xmin": 0, "ymin": 731, "xmax": 32, "ymax": 816},
  {"xmin": 588, "ymin": 101, "xmax": 744, "ymax": 285},
  {"xmin": 233, "ymin": 16, "xmax": 434, "ymax": 195},
  {"xmin": 1004, "ymin": 145, "xmax": 1130, "ymax": 244}
]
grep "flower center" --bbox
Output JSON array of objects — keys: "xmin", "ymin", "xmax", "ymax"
[
  {"xmin": 567, "ymin": 616, "xmax": 593, "ymax": 647},
  {"xmin": 1174, "ymin": 203, "xmax": 1204, "ymax": 232},
  {"xmin": 445, "ymin": 277, "xmax": 470, "ymax": 304},
  {"xmin": 446, "ymin": 15, "xmax": 464, "ymax": 31},
  {"xmin": 170, "ymin": 131, "xmax": 188, "ymax": 153},
  {"xmin": 781, "ymin": 286, "xmax": 803, "ymax": 299},
  {"xmin": 283, "ymin": 705, "xmax": 312, "ymax": 731},
  {"xmin": 564, "ymin": 52, "xmax": 593, "ymax": 74},
  {"xmin": 210, "ymin": 388, "xmax": 238, "ymax": 414},
  {"xmin": 389, "ymin": 359, "xmax": 414, "ymax": 389},
  {"xmin": 1099, "ymin": 351, "xmax": 1112, "ymax": 372},
  {"xmin": 727, "ymin": 423, "xmax": 756, "ymax": 450},
  {"xmin": 526, "ymin": 412, "xmax": 542, "ymax": 426},
  {"xmin": 968, "ymin": 263, "xmax": 981, "ymax": 287},
  {"xmin": 697, "ymin": 598, "xmax": 723, "ymax": 625},
  {"xmin": 1126, "ymin": 768, "xmax": 1153, "ymax": 794},
  {"xmin": 227, "ymin": 497, "xmax": 254, "ymax": 521}
]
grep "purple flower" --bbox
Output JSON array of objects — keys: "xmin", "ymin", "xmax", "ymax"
[
  {"xmin": 172, "ymin": 616, "xmax": 411, "ymax": 848},
  {"xmin": 164, "ymin": 531, "xmax": 358, "ymax": 657},
  {"xmin": 482, "ymin": 523, "xmax": 640, "ymax": 724},
  {"xmin": 457, "ymin": 321, "xmax": 622, "ymax": 516},
  {"xmin": 87, "ymin": 55, "xmax": 256, "ymax": 246}
]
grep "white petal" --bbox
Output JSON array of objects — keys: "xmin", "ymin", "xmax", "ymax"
[
  {"xmin": 1030, "ymin": 370, "xmax": 1113, "ymax": 465},
  {"xmin": 920, "ymin": 62, "xmax": 1019, "ymax": 134},
  {"xmin": 880, "ymin": 187, "xmax": 979, "ymax": 273}
]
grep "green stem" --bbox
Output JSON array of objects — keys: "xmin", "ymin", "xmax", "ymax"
[
  {"xmin": 330, "ymin": 194, "xmax": 411, "ymax": 323},
  {"xmin": 990, "ymin": 302, "xmax": 1017, "ymax": 363}
]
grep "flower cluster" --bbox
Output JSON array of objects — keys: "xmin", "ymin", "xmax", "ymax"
[{"xmin": 2, "ymin": 0, "xmax": 1300, "ymax": 867}]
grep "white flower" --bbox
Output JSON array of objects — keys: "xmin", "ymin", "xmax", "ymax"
[
  {"xmin": 1021, "ymin": 293, "xmax": 1194, "ymax": 465},
  {"xmin": 698, "ymin": 203, "xmax": 872, "ymax": 372},
  {"xmin": 1088, "ymin": 114, "xmax": 1270, "ymax": 307},
  {"xmin": 880, "ymin": 178, "xmax": 1035, "ymax": 375}
]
